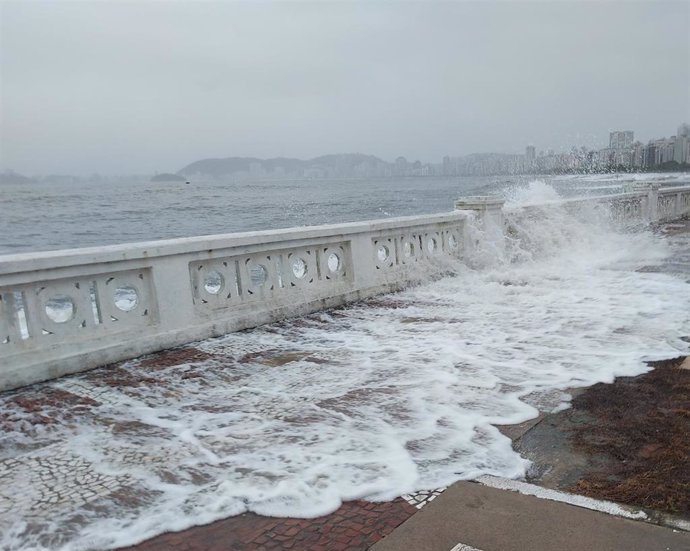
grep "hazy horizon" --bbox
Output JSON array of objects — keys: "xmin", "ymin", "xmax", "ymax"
[{"xmin": 1, "ymin": 0, "xmax": 689, "ymax": 176}]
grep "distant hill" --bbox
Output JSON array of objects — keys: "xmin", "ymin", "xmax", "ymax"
[
  {"xmin": 0, "ymin": 170, "xmax": 34, "ymax": 185},
  {"xmin": 151, "ymin": 173, "xmax": 186, "ymax": 182},
  {"xmin": 177, "ymin": 153, "xmax": 388, "ymax": 180}
]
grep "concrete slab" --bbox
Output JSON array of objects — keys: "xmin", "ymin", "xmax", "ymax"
[
  {"xmin": 371, "ymin": 481, "xmax": 690, "ymax": 551},
  {"xmin": 495, "ymin": 413, "xmax": 545, "ymax": 441}
]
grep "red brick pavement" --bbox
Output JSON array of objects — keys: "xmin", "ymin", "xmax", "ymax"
[{"xmin": 120, "ymin": 498, "xmax": 417, "ymax": 551}]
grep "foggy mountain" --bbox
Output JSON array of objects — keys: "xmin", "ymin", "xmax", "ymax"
[{"xmin": 178, "ymin": 153, "xmax": 387, "ymax": 180}]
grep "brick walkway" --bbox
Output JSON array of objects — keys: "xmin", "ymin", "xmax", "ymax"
[{"xmin": 121, "ymin": 498, "xmax": 417, "ymax": 551}]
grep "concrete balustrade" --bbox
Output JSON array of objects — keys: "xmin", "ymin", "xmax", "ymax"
[
  {"xmin": 0, "ymin": 211, "xmax": 469, "ymax": 391},
  {"xmin": 1, "ymin": 185, "xmax": 689, "ymax": 391},
  {"xmin": 605, "ymin": 185, "xmax": 690, "ymax": 223},
  {"xmin": 515, "ymin": 185, "xmax": 690, "ymax": 225},
  {"xmin": 455, "ymin": 196, "xmax": 507, "ymax": 260}
]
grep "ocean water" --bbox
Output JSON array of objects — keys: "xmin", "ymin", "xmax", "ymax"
[
  {"xmin": 2, "ymin": 172, "xmax": 689, "ymax": 255},
  {"xmin": 1, "ymin": 180, "xmax": 689, "ymax": 550}
]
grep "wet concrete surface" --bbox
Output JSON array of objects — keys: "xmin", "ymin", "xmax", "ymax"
[
  {"xmin": 371, "ymin": 480, "xmax": 690, "ymax": 551},
  {"xmin": 508, "ymin": 357, "xmax": 690, "ymax": 524}
]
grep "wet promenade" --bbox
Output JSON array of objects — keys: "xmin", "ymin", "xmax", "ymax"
[
  {"xmin": 0, "ymin": 317, "xmax": 454, "ymax": 550},
  {"xmin": 1, "ymin": 219, "xmax": 689, "ymax": 551}
]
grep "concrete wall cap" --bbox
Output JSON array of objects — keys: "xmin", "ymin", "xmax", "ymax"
[{"xmin": 454, "ymin": 196, "xmax": 506, "ymax": 210}]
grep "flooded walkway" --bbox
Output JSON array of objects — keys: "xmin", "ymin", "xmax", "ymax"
[{"xmin": 1, "ymin": 215, "xmax": 689, "ymax": 550}]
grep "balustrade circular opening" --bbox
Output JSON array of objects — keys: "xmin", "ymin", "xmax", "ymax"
[
  {"xmin": 327, "ymin": 252, "xmax": 341, "ymax": 273},
  {"xmin": 114, "ymin": 286, "xmax": 139, "ymax": 312},
  {"xmin": 427, "ymin": 237, "xmax": 437, "ymax": 253},
  {"xmin": 250, "ymin": 264, "xmax": 268, "ymax": 287},
  {"xmin": 203, "ymin": 271, "xmax": 224, "ymax": 295},
  {"xmin": 45, "ymin": 295, "xmax": 75, "ymax": 323},
  {"xmin": 292, "ymin": 258, "xmax": 308, "ymax": 279},
  {"xmin": 377, "ymin": 245, "xmax": 390, "ymax": 263},
  {"xmin": 403, "ymin": 241, "xmax": 414, "ymax": 258}
]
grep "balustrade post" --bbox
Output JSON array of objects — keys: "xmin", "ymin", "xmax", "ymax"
[
  {"xmin": 647, "ymin": 183, "xmax": 660, "ymax": 223},
  {"xmin": 454, "ymin": 196, "xmax": 506, "ymax": 260}
]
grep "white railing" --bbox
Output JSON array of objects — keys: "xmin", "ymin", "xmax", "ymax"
[
  {"xmin": 606, "ymin": 185, "xmax": 690, "ymax": 223},
  {"xmin": 1, "ymin": 186, "xmax": 688, "ymax": 391},
  {"xmin": 512, "ymin": 185, "xmax": 690, "ymax": 225},
  {"xmin": 0, "ymin": 211, "xmax": 470, "ymax": 391}
]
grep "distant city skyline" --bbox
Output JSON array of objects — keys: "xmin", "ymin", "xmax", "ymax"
[
  {"xmin": 3, "ymin": 121, "xmax": 688, "ymax": 183},
  {"xmin": 0, "ymin": 118, "xmax": 684, "ymax": 178}
]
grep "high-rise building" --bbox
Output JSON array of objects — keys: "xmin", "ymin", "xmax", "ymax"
[
  {"xmin": 525, "ymin": 145, "xmax": 536, "ymax": 162},
  {"xmin": 394, "ymin": 156, "xmax": 409, "ymax": 176},
  {"xmin": 609, "ymin": 131, "xmax": 634, "ymax": 149},
  {"xmin": 644, "ymin": 137, "xmax": 675, "ymax": 166},
  {"xmin": 674, "ymin": 123, "xmax": 690, "ymax": 164},
  {"xmin": 632, "ymin": 142, "xmax": 645, "ymax": 167}
]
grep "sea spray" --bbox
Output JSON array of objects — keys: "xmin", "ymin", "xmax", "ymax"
[{"xmin": 1, "ymin": 182, "xmax": 689, "ymax": 551}]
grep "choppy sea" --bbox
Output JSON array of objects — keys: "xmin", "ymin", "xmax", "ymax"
[{"xmin": 2, "ymin": 172, "xmax": 688, "ymax": 254}]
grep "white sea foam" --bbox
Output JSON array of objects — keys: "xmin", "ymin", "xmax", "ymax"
[
  {"xmin": 1, "ymin": 182, "xmax": 689, "ymax": 550},
  {"xmin": 554, "ymin": 171, "xmax": 690, "ymax": 184},
  {"xmin": 504, "ymin": 179, "xmax": 562, "ymax": 206}
]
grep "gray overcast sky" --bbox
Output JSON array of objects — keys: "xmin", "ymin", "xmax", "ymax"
[{"xmin": 1, "ymin": 1, "xmax": 689, "ymax": 176}]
